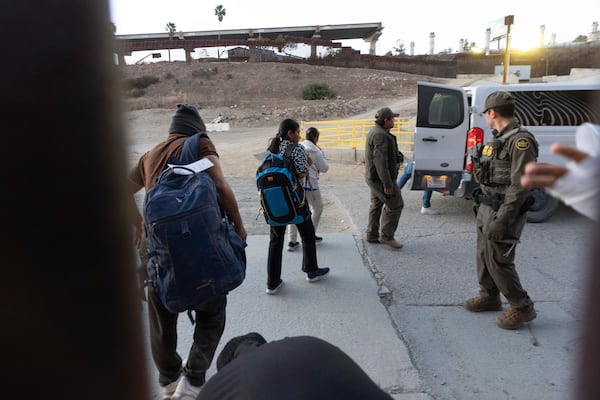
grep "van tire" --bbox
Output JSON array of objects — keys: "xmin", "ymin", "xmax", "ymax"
[{"xmin": 526, "ymin": 189, "xmax": 559, "ymax": 223}]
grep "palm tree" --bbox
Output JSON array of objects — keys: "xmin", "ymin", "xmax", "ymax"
[
  {"xmin": 165, "ymin": 22, "xmax": 176, "ymax": 62},
  {"xmin": 214, "ymin": 5, "xmax": 226, "ymax": 59}
]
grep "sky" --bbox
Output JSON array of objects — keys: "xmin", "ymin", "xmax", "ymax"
[{"xmin": 109, "ymin": 0, "xmax": 598, "ymax": 61}]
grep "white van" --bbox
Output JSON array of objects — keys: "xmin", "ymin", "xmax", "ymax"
[{"xmin": 411, "ymin": 80, "xmax": 600, "ymax": 222}]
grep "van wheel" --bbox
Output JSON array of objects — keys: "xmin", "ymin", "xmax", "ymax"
[{"xmin": 526, "ymin": 189, "xmax": 559, "ymax": 223}]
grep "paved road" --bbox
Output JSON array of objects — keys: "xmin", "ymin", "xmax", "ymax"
[
  {"xmin": 139, "ymin": 174, "xmax": 592, "ymax": 399},
  {"xmin": 333, "ymin": 182, "xmax": 593, "ymax": 400},
  {"xmin": 130, "ymin": 123, "xmax": 594, "ymax": 399}
]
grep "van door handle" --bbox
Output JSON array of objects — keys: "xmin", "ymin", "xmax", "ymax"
[{"xmin": 422, "ymin": 137, "xmax": 438, "ymax": 142}]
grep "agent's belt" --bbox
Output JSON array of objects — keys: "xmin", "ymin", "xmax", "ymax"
[
  {"xmin": 473, "ymin": 190, "xmax": 505, "ymax": 212},
  {"xmin": 303, "ymin": 187, "xmax": 318, "ymax": 191}
]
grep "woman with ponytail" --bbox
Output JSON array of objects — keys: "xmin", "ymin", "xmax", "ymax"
[{"xmin": 264, "ymin": 119, "xmax": 331, "ymax": 295}]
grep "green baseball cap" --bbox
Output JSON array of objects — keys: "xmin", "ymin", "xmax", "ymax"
[{"xmin": 483, "ymin": 91, "xmax": 515, "ymax": 113}]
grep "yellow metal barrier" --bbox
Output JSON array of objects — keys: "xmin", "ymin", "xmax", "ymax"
[{"xmin": 300, "ymin": 117, "xmax": 414, "ymax": 149}]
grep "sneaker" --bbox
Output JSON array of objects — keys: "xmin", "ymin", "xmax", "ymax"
[
  {"xmin": 287, "ymin": 241, "xmax": 300, "ymax": 251},
  {"xmin": 378, "ymin": 237, "xmax": 403, "ymax": 249},
  {"xmin": 463, "ymin": 296, "xmax": 503, "ymax": 312},
  {"xmin": 306, "ymin": 267, "xmax": 330, "ymax": 282},
  {"xmin": 420, "ymin": 206, "xmax": 439, "ymax": 215},
  {"xmin": 265, "ymin": 280, "xmax": 284, "ymax": 295},
  {"xmin": 171, "ymin": 377, "xmax": 202, "ymax": 400},
  {"xmin": 496, "ymin": 305, "xmax": 537, "ymax": 330},
  {"xmin": 314, "ymin": 235, "xmax": 323, "ymax": 242},
  {"xmin": 161, "ymin": 379, "xmax": 180, "ymax": 400}
]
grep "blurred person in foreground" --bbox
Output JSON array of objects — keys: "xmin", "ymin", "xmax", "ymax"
[
  {"xmin": 197, "ymin": 333, "xmax": 393, "ymax": 399},
  {"xmin": 521, "ymin": 123, "xmax": 600, "ymax": 221},
  {"xmin": 364, "ymin": 107, "xmax": 405, "ymax": 249},
  {"xmin": 464, "ymin": 91, "xmax": 538, "ymax": 330}
]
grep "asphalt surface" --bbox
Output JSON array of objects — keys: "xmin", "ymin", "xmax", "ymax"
[
  {"xmin": 139, "ymin": 172, "xmax": 593, "ymax": 400},
  {"xmin": 128, "ymin": 118, "xmax": 595, "ymax": 399}
]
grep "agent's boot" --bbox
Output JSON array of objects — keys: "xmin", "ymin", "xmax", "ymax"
[
  {"xmin": 496, "ymin": 305, "xmax": 537, "ymax": 330},
  {"xmin": 463, "ymin": 296, "xmax": 502, "ymax": 312}
]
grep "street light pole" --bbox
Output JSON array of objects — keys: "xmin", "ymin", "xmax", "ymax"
[{"xmin": 502, "ymin": 15, "xmax": 514, "ymax": 84}]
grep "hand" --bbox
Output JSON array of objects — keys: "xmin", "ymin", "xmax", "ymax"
[
  {"xmin": 384, "ymin": 186, "xmax": 393, "ymax": 196},
  {"xmin": 487, "ymin": 218, "xmax": 505, "ymax": 240},
  {"xmin": 521, "ymin": 144, "xmax": 589, "ymax": 189},
  {"xmin": 307, "ymin": 156, "xmax": 313, "ymax": 166}
]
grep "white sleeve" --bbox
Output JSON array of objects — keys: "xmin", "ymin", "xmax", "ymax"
[
  {"xmin": 311, "ymin": 148, "xmax": 329, "ymax": 173},
  {"xmin": 547, "ymin": 155, "xmax": 600, "ymax": 221}
]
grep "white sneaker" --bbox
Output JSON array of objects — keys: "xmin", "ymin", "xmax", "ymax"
[
  {"xmin": 161, "ymin": 378, "xmax": 180, "ymax": 400},
  {"xmin": 171, "ymin": 377, "xmax": 202, "ymax": 400},
  {"xmin": 420, "ymin": 206, "xmax": 439, "ymax": 215}
]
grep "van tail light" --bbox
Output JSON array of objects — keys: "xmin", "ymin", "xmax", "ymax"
[{"xmin": 465, "ymin": 127, "xmax": 484, "ymax": 172}]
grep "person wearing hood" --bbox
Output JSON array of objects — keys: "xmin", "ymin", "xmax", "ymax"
[{"xmin": 287, "ymin": 127, "xmax": 329, "ymax": 251}]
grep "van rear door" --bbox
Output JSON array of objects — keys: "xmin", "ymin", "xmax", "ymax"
[{"xmin": 411, "ymin": 82, "xmax": 469, "ymax": 192}]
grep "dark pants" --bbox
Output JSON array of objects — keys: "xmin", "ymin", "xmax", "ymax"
[
  {"xmin": 475, "ymin": 204, "xmax": 533, "ymax": 308},
  {"xmin": 148, "ymin": 288, "xmax": 227, "ymax": 387},
  {"xmin": 267, "ymin": 218, "xmax": 318, "ymax": 288},
  {"xmin": 366, "ymin": 179, "xmax": 404, "ymax": 241}
]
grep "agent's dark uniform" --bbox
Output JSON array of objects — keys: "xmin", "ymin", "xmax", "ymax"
[
  {"xmin": 473, "ymin": 119, "xmax": 538, "ymax": 311},
  {"xmin": 365, "ymin": 107, "xmax": 404, "ymax": 245}
]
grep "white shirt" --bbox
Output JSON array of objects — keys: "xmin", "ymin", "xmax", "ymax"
[{"xmin": 300, "ymin": 139, "xmax": 328, "ymax": 190}]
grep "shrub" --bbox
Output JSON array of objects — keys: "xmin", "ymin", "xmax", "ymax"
[
  {"xmin": 124, "ymin": 75, "xmax": 159, "ymax": 90},
  {"xmin": 301, "ymin": 83, "xmax": 336, "ymax": 100}
]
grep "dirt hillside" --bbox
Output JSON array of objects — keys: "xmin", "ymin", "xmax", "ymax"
[{"xmin": 118, "ymin": 61, "xmax": 463, "ymax": 127}]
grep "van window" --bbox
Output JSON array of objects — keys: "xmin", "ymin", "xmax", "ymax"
[
  {"xmin": 514, "ymin": 90, "xmax": 600, "ymax": 126},
  {"xmin": 417, "ymin": 85, "xmax": 464, "ymax": 129}
]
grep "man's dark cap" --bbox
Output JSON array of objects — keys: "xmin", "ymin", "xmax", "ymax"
[
  {"xmin": 216, "ymin": 332, "xmax": 267, "ymax": 371},
  {"xmin": 483, "ymin": 91, "xmax": 515, "ymax": 113},
  {"xmin": 375, "ymin": 107, "xmax": 399, "ymax": 120},
  {"xmin": 168, "ymin": 103, "xmax": 206, "ymax": 136}
]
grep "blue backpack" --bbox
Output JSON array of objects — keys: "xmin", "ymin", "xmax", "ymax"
[
  {"xmin": 256, "ymin": 144, "xmax": 309, "ymax": 226},
  {"xmin": 143, "ymin": 133, "xmax": 246, "ymax": 318}
]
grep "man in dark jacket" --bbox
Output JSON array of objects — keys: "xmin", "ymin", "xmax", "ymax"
[{"xmin": 364, "ymin": 107, "xmax": 405, "ymax": 249}]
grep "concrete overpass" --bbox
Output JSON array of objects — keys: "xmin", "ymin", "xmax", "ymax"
[{"xmin": 114, "ymin": 22, "xmax": 383, "ymax": 64}]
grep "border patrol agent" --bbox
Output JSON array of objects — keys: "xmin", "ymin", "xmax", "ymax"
[
  {"xmin": 464, "ymin": 91, "xmax": 539, "ymax": 330},
  {"xmin": 365, "ymin": 107, "xmax": 405, "ymax": 249}
]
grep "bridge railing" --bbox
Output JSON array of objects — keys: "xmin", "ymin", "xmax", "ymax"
[{"xmin": 300, "ymin": 117, "xmax": 415, "ymax": 149}]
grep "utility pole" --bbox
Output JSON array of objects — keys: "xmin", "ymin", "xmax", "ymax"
[{"xmin": 502, "ymin": 15, "xmax": 514, "ymax": 84}]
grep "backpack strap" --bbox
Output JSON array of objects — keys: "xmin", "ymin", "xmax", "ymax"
[{"xmin": 179, "ymin": 132, "xmax": 209, "ymax": 164}]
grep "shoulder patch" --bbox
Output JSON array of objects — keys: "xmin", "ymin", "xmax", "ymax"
[
  {"xmin": 482, "ymin": 145, "xmax": 493, "ymax": 156},
  {"xmin": 515, "ymin": 138, "xmax": 530, "ymax": 151}
]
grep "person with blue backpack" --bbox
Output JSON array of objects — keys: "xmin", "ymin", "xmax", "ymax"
[
  {"xmin": 128, "ymin": 104, "xmax": 247, "ymax": 400},
  {"xmin": 262, "ymin": 118, "xmax": 330, "ymax": 295}
]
